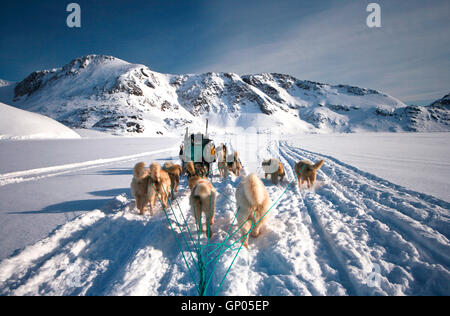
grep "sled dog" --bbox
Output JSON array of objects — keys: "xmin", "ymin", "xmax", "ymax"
[
  {"xmin": 194, "ymin": 163, "xmax": 209, "ymax": 177},
  {"xmin": 179, "ymin": 144, "xmax": 189, "ymax": 176},
  {"xmin": 228, "ymin": 151, "xmax": 242, "ymax": 176},
  {"xmin": 262, "ymin": 158, "xmax": 285, "ymax": 185},
  {"xmin": 217, "ymin": 143, "xmax": 228, "ymax": 178},
  {"xmin": 131, "ymin": 162, "xmax": 151, "ymax": 215},
  {"xmin": 163, "ymin": 162, "xmax": 183, "ymax": 193},
  {"xmin": 185, "ymin": 160, "xmax": 212, "ymax": 190},
  {"xmin": 294, "ymin": 160, "xmax": 324, "ymax": 189},
  {"xmin": 189, "ymin": 178, "xmax": 217, "ymax": 238},
  {"xmin": 185, "ymin": 161, "xmax": 196, "ymax": 177},
  {"xmin": 235, "ymin": 173, "xmax": 272, "ymax": 248},
  {"xmin": 185, "ymin": 161, "xmax": 203, "ymax": 190},
  {"xmin": 148, "ymin": 162, "xmax": 172, "ymax": 215}
]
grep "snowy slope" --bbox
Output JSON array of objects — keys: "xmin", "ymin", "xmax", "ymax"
[
  {"xmin": 430, "ymin": 93, "xmax": 450, "ymax": 109},
  {"xmin": 0, "ymin": 102, "xmax": 80, "ymax": 140},
  {"xmin": 6, "ymin": 55, "xmax": 449, "ymax": 136},
  {"xmin": 0, "ymin": 137, "xmax": 448, "ymax": 296},
  {"xmin": 417, "ymin": 94, "xmax": 450, "ymax": 131}
]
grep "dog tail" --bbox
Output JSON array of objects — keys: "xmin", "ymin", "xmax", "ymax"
[
  {"xmin": 133, "ymin": 162, "xmax": 149, "ymax": 180},
  {"xmin": 312, "ymin": 160, "xmax": 324, "ymax": 171},
  {"xmin": 193, "ymin": 182, "xmax": 211, "ymax": 200},
  {"xmin": 244, "ymin": 173, "xmax": 266, "ymax": 206},
  {"xmin": 149, "ymin": 162, "xmax": 161, "ymax": 183},
  {"xmin": 171, "ymin": 165, "xmax": 182, "ymax": 174},
  {"xmin": 166, "ymin": 164, "xmax": 182, "ymax": 176}
]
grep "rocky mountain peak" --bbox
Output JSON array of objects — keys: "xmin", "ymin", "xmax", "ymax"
[{"xmin": 5, "ymin": 55, "xmax": 450, "ymax": 136}]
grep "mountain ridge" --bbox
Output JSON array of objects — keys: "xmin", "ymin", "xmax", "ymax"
[{"xmin": 2, "ymin": 54, "xmax": 449, "ymax": 136}]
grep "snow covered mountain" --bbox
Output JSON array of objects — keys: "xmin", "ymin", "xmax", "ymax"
[
  {"xmin": 0, "ymin": 79, "xmax": 11, "ymax": 87},
  {"xmin": 4, "ymin": 55, "xmax": 450, "ymax": 135}
]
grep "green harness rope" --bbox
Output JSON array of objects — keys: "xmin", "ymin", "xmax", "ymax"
[
  {"xmin": 152, "ymin": 163, "xmax": 306, "ymax": 296},
  {"xmin": 152, "ymin": 182, "xmax": 200, "ymax": 294},
  {"xmin": 213, "ymin": 164, "xmax": 306, "ymax": 295}
]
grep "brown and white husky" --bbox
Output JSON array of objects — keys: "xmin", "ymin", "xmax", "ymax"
[
  {"xmin": 228, "ymin": 151, "xmax": 242, "ymax": 176},
  {"xmin": 262, "ymin": 158, "xmax": 285, "ymax": 185},
  {"xmin": 148, "ymin": 162, "xmax": 172, "ymax": 215}
]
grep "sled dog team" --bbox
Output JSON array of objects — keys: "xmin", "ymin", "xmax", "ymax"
[{"xmin": 131, "ymin": 151, "xmax": 324, "ymax": 248}]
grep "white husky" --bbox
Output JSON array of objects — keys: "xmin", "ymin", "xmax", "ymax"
[{"xmin": 235, "ymin": 173, "xmax": 272, "ymax": 248}]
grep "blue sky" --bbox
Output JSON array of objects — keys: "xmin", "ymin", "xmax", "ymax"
[{"xmin": 0, "ymin": 0, "xmax": 448, "ymax": 105}]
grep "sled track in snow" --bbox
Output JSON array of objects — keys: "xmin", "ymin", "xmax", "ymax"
[
  {"xmin": 0, "ymin": 179, "xmax": 197, "ymax": 296},
  {"xmin": 276, "ymin": 146, "xmax": 359, "ymax": 295},
  {"xmin": 282, "ymin": 143, "xmax": 450, "ymax": 263},
  {"xmin": 0, "ymin": 147, "xmax": 178, "ymax": 186},
  {"xmin": 278, "ymin": 141, "xmax": 450, "ymax": 295}
]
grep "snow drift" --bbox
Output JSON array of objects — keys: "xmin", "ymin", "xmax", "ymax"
[{"xmin": 0, "ymin": 102, "xmax": 80, "ymax": 140}]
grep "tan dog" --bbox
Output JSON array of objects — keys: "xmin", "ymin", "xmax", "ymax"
[
  {"xmin": 189, "ymin": 178, "xmax": 217, "ymax": 238},
  {"xmin": 185, "ymin": 161, "xmax": 204, "ymax": 191},
  {"xmin": 235, "ymin": 173, "xmax": 271, "ymax": 248},
  {"xmin": 148, "ymin": 162, "xmax": 172, "ymax": 215},
  {"xmin": 194, "ymin": 163, "xmax": 209, "ymax": 177},
  {"xmin": 131, "ymin": 162, "xmax": 151, "ymax": 215},
  {"xmin": 188, "ymin": 174, "xmax": 203, "ymax": 191},
  {"xmin": 163, "ymin": 162, "xmax": 183, "ymax": 193},
  {"xmin": 262, "ymin": 158, "xmax": 285, "ymax": 185},
  {"xmin": 294, "ymin": 160, "xmax": 324, "ymax": 189},
  {"xmin": 228, "ymin": 151, "xmax": 242, "ymax": 176},
  {"xmin": 185, "ymin": 161, "xmax": 196, "ymax": 177},
  {"xmin": 217, "ymin": 144, "xmax": 228, "ymax": 178},
  {"xmin": 185, "ymin": 160, "xmax": 209, "ymax": 181},
  {"xmin": 163, "ymin": 161, "xmax": 174, "ymax": 169}
]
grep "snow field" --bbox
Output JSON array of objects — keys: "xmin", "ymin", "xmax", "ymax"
[
  {"xmin": 0, "ymin": 147, "xmax": 178, "ymax": 187},
  {"xmin": 0, "ymin": 138, "xmax": 448, "ymax": 295}
]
